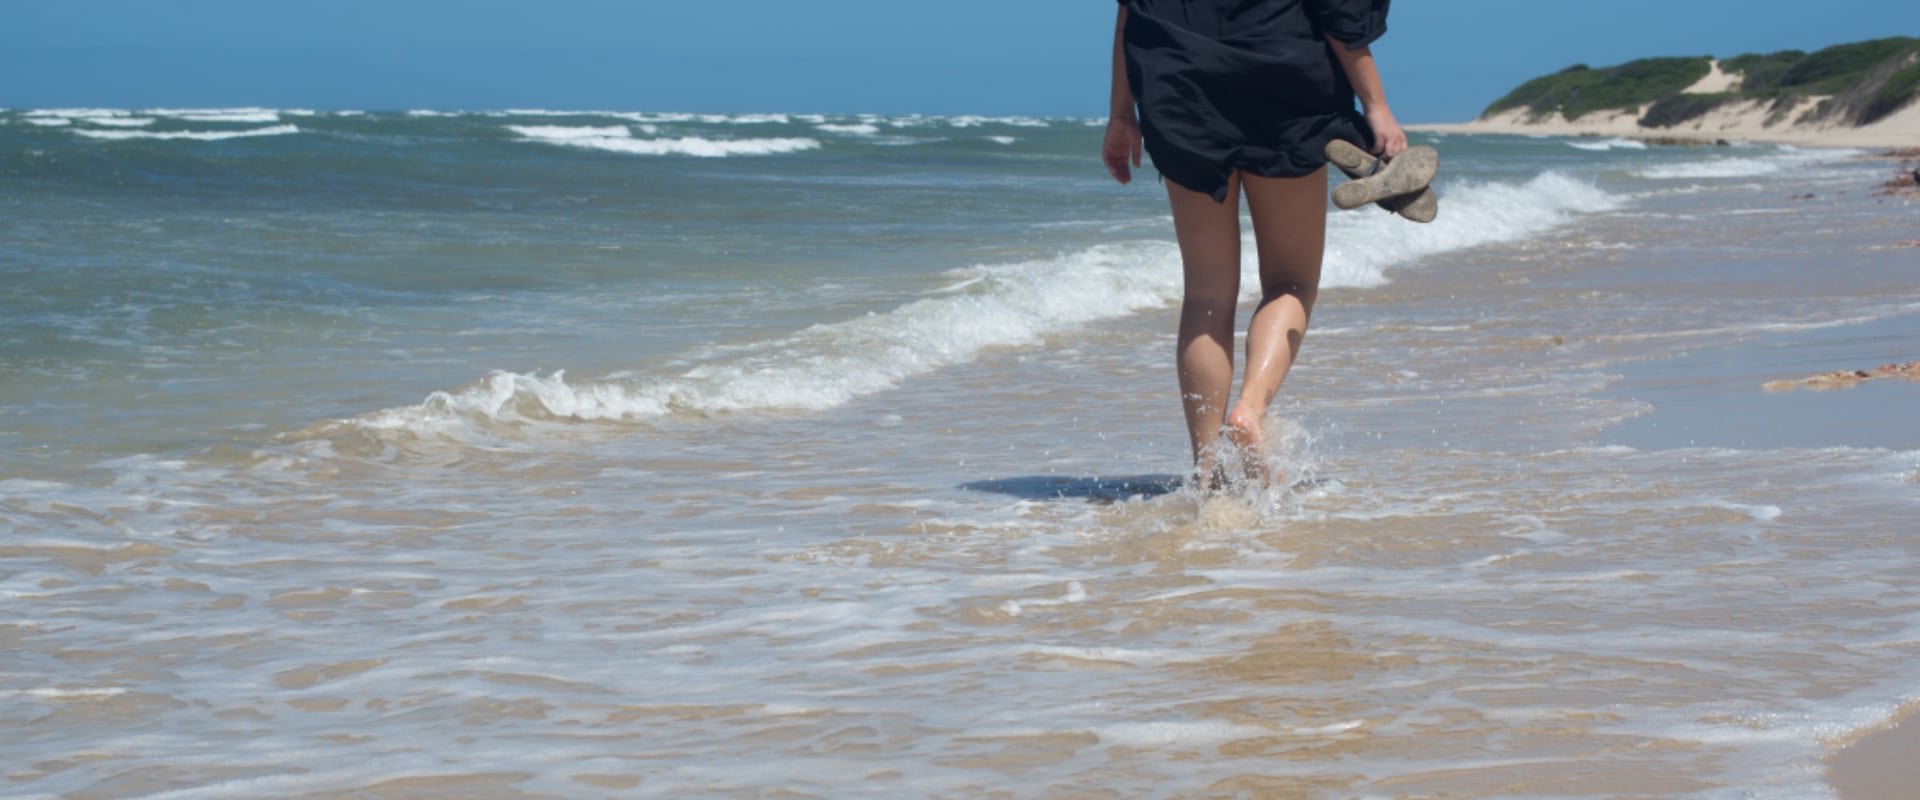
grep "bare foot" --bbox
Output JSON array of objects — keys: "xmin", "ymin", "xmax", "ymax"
[
  {"xmin": 1223, "ymin": 409, "xmax": 1274, "ymax": 486},
  {"xmin": 1190, "ymin": 452, "xmax": 1220, "ymax": 493}
]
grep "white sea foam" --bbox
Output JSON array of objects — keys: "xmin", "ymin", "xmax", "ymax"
[
  {"xmin": 662, "ymin": 112, "xmax": 795, "ymax": 125},
  {"xmin": 507, "ymin": 124, "xmax": 632, "ymax": 141},
  {"xmin": 27, "ymin": 108, "xmax": 133, "ymax": 119},
  {"xmin": 81, "ymin": 117, "xmax": 156, "ymax": 128},
  {"xmin": 1565, "ymin": 137, "xmax": 1648, "ymax": 151},
  {"xmin": 947, "ymin": 115, "xmax": 1051, "ymax": 128},
  {"xmin": 986, "ymin": 136, "xmax": 1017, "ymax": 145},
  {"xmin": 1637, "ymin": 157, "xmax": 1789, "ymax": 179},
  {"xmin": 1322, "ymin": 170, "xmax": 1622, "ymax": 288},
  {"xmin": 69, "ymin": 124, "xmax": 301, "ymax": 142},
  {"xmin": 498, "ymin": 108, "xmax": 606, "ymax": 117},
  {"xmin": 816, "ymin": 123, "xmax": 879, "ymax": 136},
  {"xmin": 345, "ymin": 241, "xmax": 1184, "ymax": 433},
  {"xmin": 1633, "ymin": 147, "xmax": 1839, "ymax": 180},
  {"xmin": 522, "ymin": 133, "xmax": 821, "ymax": 158},
  {"xmin": 611, "ymin": 111, "xmax": 699, "ymax": 124},
  {"xmin": 25, "ymin": 117, "xmax": 72, "ymax": 127},
  {"xmin": 147, "ymin": 108, "xmax": 282, "ymax": 123}
]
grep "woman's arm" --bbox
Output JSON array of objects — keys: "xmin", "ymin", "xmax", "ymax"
[
  {"xmin": 1327, "ymin": 38, "xmax": 1407, "ymax": 158},
  {"xmin": 1103, "ymin": 7, "xmax": 1143, "ymax": 184}
]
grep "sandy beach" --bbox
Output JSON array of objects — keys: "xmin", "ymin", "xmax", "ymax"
[{"xmin": 1412, "ymin": 60, "xmax": 1920, "ymax": 148}]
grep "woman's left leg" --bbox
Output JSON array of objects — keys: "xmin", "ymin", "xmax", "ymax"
[
  {"xmin": 1225, "ymin": 168, "xmax": 1328, "ymax": 465},
  {"xmin": 1165, "ymin": 173, "xmax": 1245, "ymax": 481}
]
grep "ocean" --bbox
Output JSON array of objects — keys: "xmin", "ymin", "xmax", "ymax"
[{"xmin": 2, "ymin": 107, "xmax": 1916, "ymax": 799}]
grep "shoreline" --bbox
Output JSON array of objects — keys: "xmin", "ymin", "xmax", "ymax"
[{"xmin": 1410, "ymin": 93, "xmax": 1920, "ymax": 149}]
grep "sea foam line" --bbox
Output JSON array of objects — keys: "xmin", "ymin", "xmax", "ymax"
[
  {"xmin": 1565, "ymin": 137, "xmax": 1648, "ymax": 151},
  {"xmin": 147, "ymin": 108, "xmax": 283, "ymax": 124},
  {"xmin": 69, "ymin": 124, "xmax": 301, "ymax": 142},
  {"xmin": 509, "ymin": 124, "xmax": 819, "ymax": 157},
  {"xmin": 25, "ymin": 108, "xmax": 135, "ymax": 119},
  {"xmin": 946, "ymin": 115, "xmax": 1052, "ymax": 128},
  {"xmin": 1632, "ymin": 146, "xmax": 1847, "ymax": 180},
  {"xmin": 337, "ymin": 241, "xmax": 1183, "ymax": 435},
  {"xmin": 506, "ymin": 124, "xmax": 631, "ymax": 141},
  {"xmin": 81, "ymin": 117, "xmax": 156, "ymax": 128},
  {"xmin": 1322, "ymin": 170, "xmax": 1622, "ymax": 289},
  {"xmin": 324, "ymin": 171, "xmax": 1620, "ymax": 439},
  {"xmin": 816, "ymin": 123, "xmax": 880, "ymax": 136}
]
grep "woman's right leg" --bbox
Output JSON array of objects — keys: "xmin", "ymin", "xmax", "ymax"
[
  {"xmin": 1222, "ymin": 168, "xmax": 1327, "ymax": 480},
  {"xmin": 1166, "ymin": 174, "xmax": 1243, "ymax": 481}
]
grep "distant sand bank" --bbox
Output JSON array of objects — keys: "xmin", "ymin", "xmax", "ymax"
[{"xmin": 1414, "ymin": 61, "xmax": 1920, "ymax": 149}]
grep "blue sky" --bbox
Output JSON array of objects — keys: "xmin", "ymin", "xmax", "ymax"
[{"xmin": 4, "ymin": 0, "xmax": 1917, "ymax": 123}]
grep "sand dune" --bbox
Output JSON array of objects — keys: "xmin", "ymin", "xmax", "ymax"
[{"xmin": 1415, "ymin": 59, "xmax": 1920, "ymax": 148}]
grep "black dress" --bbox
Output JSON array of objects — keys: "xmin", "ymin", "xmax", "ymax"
[{"xmin": 1117, "ymin": 0, "xmax": 1390, "ymax": 202}]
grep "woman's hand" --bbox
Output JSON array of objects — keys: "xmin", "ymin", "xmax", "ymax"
[
  {"xmin": 1103, "ymin": 113, "xmax": 1143, "ymax": 185},
  {"xmin": 1325, "ymin": 38, "xmax": 1407, "ymax": 160},
  {"xmin": 1104, "ymin": 7, "xmax": 1141, "ymax": 184},
  {"xmin": 1367, "ymin": 105, "xmax": 1408, "ymax": 159}
]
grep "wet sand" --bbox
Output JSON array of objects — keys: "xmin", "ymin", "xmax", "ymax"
[
  {"xmin": 1602, "ymin": 313, "xmax": 1920, "ymax": 451},
  {"xmin": 1829, "ymin": 705, "xmax": 1920, "ymax": 800}
]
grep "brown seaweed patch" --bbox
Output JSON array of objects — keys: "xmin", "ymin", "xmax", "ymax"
[
  {"xmin": 1874, "ymin": 155, "xmax": 1919, "ymax": 197},
  {"xmin": 1762, "ymin": 361, "xmax": 1920, "ymax": 392}
]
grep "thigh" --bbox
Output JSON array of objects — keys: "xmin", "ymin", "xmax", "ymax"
[
  {"xmin": 1165, "ymin": 174, "xmax": 1244, "ymax": 302},
  {"xmin": 1241, "ymin": 168, "xmax": 1327, "ymax": 292}
]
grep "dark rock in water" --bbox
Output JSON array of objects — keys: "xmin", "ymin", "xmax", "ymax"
[{"xmin": 1873, "ymin": 165, "xmax": 1920, "ymax": 196}]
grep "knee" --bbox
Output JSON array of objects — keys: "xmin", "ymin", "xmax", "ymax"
[
  {"xmin": 1180, "ymin": 288, "xmax": 1237, "ymax": 313},
  {"xmin": 1260, "ymin": 282, "xmax": 1316, "ymax": 309}
]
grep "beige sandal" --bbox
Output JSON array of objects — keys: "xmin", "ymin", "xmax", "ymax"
[{"xmin": 1327, "ymin": 140, "xmax": 1438, "ymax": 223}]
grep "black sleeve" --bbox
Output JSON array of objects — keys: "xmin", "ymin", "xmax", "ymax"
[{"xmin": 1306, "ymin": 0, "xmax": 1390, "ymax": 50}]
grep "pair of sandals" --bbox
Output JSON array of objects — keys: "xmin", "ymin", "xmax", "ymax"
[{"xmin": 1326, "ymin": 139, "xmax": 1439, "ymax": 223}]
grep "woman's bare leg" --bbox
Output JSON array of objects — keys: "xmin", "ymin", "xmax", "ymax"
[
  {"xmin": 1165, "ymin": 174, "xmax": 1243, "ymax": 483},
  {"xmin": 1226, "ymin": 168, "xmax": 1328, "ymax": 480}
]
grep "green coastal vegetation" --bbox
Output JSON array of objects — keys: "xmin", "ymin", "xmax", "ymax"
[{"xmin": 1483, "ymin": 37, "xmax": 1920, "ymax": 129}]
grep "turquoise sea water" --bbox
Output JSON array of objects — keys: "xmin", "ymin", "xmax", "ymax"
[{"xmin": 2, "ymin": 107, "xmax": 1917, "ymax": 798}]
